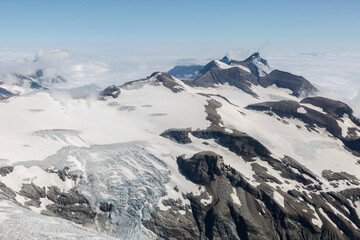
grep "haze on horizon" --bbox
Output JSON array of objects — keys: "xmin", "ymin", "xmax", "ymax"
[{"xmin": 0, "ymin": 0, "xmax": 359, "ymax": 115}]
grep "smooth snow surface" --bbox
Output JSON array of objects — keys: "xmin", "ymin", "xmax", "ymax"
[{"xmin": 0, "ymin": 200, "xmax": 117, "ymax": 240}]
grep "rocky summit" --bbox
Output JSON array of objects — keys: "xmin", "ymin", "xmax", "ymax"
[{"xmin": 0, "ymin": 52, "xmax": 359, "ymax": 240}]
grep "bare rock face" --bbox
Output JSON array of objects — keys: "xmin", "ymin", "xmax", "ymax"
[
  {"xmin": 43, "ymin": 186, "xmax": 97, "ymax": 226},
  {"xmin": 0, "ymin": 166, "xmax": 14, "ymax": 176},
  {"xmin": 160, "ymin": 128, "xmax": 192, "ymax": 144},
  {"xmin": 322, "ymin": 170, "xmax": 359, "ymax": 185},
  {"xmin": 301, "ymin": 97, "xmax": 353, "ymax": 118},
  {"xmin": 259, "ymin": 70, "xmax": 318, "ymax": 97},
  {"xmin": 192, "ymin": 129, "xmax": 271, "ymax": 161},
  {"xmin": 99, "ymin": 85, "xmax": 121, "ymax": 99},
  {"xmin": 0, "ymin": 182, "xmax": 16, "ymax": 199},
  {"xmin": 144, "ymin": 151, "xmax": 360, "ymax": 240},
  {"xmin": 246, "ymin": 100, "xmax": 342, "ymax": 137},
  {"xmin": 177, "ymin": 151, "xmax": 224, "ymax": 185},
  {"xmin": 154, "ymin": 72, "xmax": 185, "ymax": 93},
  {"xmin": 20, "ymin": 183, "xmax": 46, "ymax": 200},
  {"xmin": 246, "ymin": 99, "xmax": 360, "ymax": 155},
  {"xmin": 168, "ymin": 65, "xmax": 203, "ymax": 80},
  {"xmin": 0, "ymin": 87, "xmax": 15, "ymax": 100},
  {"xmin": 192, "ymin": 67, "xmax": 259, "ymax": 97}
]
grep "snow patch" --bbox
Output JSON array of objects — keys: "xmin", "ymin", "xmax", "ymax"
[
  {"xmin": 231, "ymin": 188, "xmax": 242, "ymax": 206},
  {"xmin": 297, "ymin": 107, "xmax": 307, "ymax": 114},
  {"xmin": 273, "ymin": 191, "xmax": 285, "ymax": 208}
]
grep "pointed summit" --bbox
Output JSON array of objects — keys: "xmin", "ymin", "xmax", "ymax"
[
  {"xmin": 219, "ymin": 56, "xmax": 230, "ymax": 64},
  {"xmin": 242, "ymin": 52, "xmax": 271, "ymax": 77},
  {"xmin": 245, "ymin": 52, "xmax": 261, "ymax": 61},
  {"xmin": 244, "ymin": 52, "xmax": 269, "ymax": 67}
]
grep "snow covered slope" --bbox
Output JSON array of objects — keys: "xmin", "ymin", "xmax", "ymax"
[{"xmin": 0, "ymin": 53, "xmax": 359, "ymax": 239}]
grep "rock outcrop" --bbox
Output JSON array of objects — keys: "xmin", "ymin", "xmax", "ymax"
[
  {"xmin": 246, "ymin": 98, "xmax": 360, "ymax": 155},
  {"xmin": 144, "ymin": 151, "xmax": 360, "ymax": 240},
  {"xmin": 259, "ymin": 70, "xmax": 318, "ymax": 97},
  {"xmin": 99, "ymin": 85, "xmax": 121, "ymax": 99},
  {"xmin": 192, "ymin": 66, "xmax": 259, "ymax": 97}
]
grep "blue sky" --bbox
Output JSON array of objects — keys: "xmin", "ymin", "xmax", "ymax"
[{"xmin": 0, "ymin": 0, "xmax": 359, "ymax": 52}]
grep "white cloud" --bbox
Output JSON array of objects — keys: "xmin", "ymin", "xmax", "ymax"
[
  {"xmin": 34, "ymin": 49, "xmax": 70, "ymax": 65},
  {"xmin": 267, "ymin": 52, "xmax": 360, "ymax": 117}
]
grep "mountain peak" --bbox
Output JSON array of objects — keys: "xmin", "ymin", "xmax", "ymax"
[
  {"xmin": 219, "ymin": 56, "xmax": 230, "ymax": 64},
  {"xmin": 245, "ymin": 52, "xmax": 263, "ymax": 63}
]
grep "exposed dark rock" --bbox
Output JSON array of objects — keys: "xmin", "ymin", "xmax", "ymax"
[
  {"xmin": 99, "ymin": 202, "xmax": 113, "ymax": 212},
  {"xmin": 251, "ymin": 163, "xmax": 282, "ymax": 184},
  {"xmin": 146, "ymin": 151, "xmax": 360, "ymax": 240},
  {"xmin": 191, "ymin": 66, "xmax": 259, "ymax": 97},
  {"xmin": 192, "ymin": 129, "xmax": 271, "ymax": 161},
  {"xmin": 0, "ymin": 181, "xmax": 16, "ymax": 199},
  {"xmin": 121, "ymin": 72, "xmax": 185, "ymax": 93},
  {"xmin": 30, "ymin": 81, "xmax": 46, "ymax": 89},
  {"xmin": 168, "ymin": 65, "xmax": 203, "ymax": 80},
  {"xmin": 282, "ymin": 156, "xmax": 318, "ymax": 181},
  {"xmin": 322, "ymin": 170, "xmax": 359, "ymax": 185},
  {"xmin": 198, "ymin": 60, "xmax": 224, "ymax": 76},
  {"xmin": 204, "ymin": 99, "xmax": 223, "ymax": 128},
  {"xmin": 230, "ymin": 52, "xmax": 270, "ymax": 77},
  {"xmin": 0, "ymin": 166, "xmax": 14, "ymax": 176},
  {"xmin": 301, "ymin": 96, "xmax": 353, "ymax": 118},
  {"xmin": 46, "ymin": 186, "xmax": 88, "ymax": 205},
  {"xmin": 99, "ymin": 85, "xmax": 121, "ymax": 99},
  {"xmin": 342, "ymin": 138, "xmax": 360, "ymax": 154},
  {"xmin": 19, "ymin": 183, "xmax": 46, "ymax": 200},
  {"xmin": 0, "ymin": 87, "xmax": 15, "ymax": 100},
  {"xmin": 13, "ymin": 73, "xmax": 49, "ymax": 90},
  {"xmin": 219, "ymin": 56, "xmax": 230, "ymax": 64},
  {"xmin": 46, "ymin": 167, "xmax": 77, "ymax": 182},
  {"xmin": 44, "ymin": 203, "xmax": 96, "ymax": 226},
  {"xmin": 155, "ymin": 72, "xmax": 185, "ymax": 93},
  {"xmin": 143, "ymin": 207, "xmax": 200, "ymax": 240},
  {"xmin": 160, "ymin": 128, "xmax": 192, "ymax": 144},
  {"xmin": 177, "ymin": 151, "xmax": 224, "ymax": 185},
  {"xmin": 244, "ymin": 52, "xmax": 269, "ymax": 66},
  {"xmin": 259, "ymin": 70, "xmax": 318, "ymax": 97},
  {"xmin": 246, "ymin": 100, "xmax": 342, "ymax": 138},
  {"xmin": 24, "ymin": 199, "xmax": 41, "ymax": 208},
  {"xmin": 44, "ymin": 186, "xmax": 96, "ymax": 226},
  {"xmin": 247, "ymin": 99, "xmax": 360, "ymax": 155}
]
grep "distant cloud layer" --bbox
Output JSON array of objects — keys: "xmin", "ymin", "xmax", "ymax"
[
  {"xmin": 0, "ymin": 48, "xmax": 359, "ymax": 116},
  {"xmin": 268, "ymin": 52, "xmax": 360, "ymax": 117}
]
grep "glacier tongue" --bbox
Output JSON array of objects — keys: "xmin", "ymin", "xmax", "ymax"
[{"xmin": 22, "ymin": 142, "xmax": 170, "ymax": 239}]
